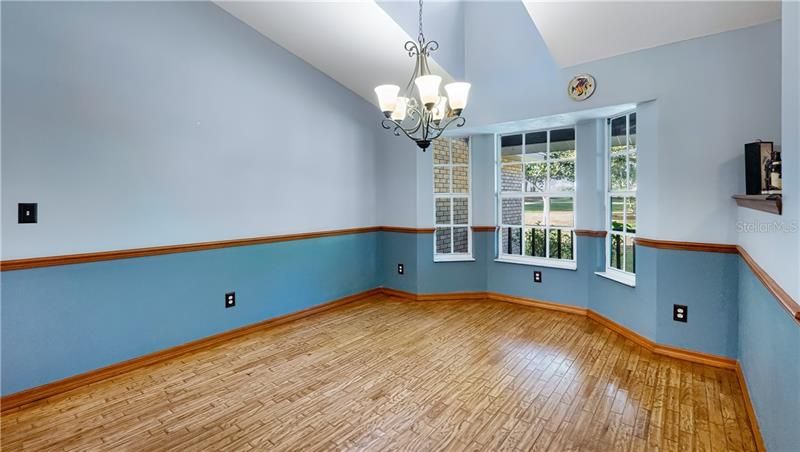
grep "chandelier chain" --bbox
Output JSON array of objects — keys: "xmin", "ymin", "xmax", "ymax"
[{"xmin": 418, "ymin": 0, "xmax": 424, "ymax": 43}]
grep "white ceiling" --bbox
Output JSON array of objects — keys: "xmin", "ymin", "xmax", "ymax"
[
  {"xmin": 216, "ymin": 0, "xmax": 453, "ymax": 106},
  {"xmin": 523, "ymin": 1, "xmax": 781, "ymax": 68}
]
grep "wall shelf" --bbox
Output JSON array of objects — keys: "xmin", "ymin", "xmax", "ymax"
[{"xmin": 732, "ymin": 194, "xmax": 782, "ymax": 215}]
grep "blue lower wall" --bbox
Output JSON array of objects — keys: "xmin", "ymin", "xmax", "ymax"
[
  {"xmin": 738, "ymin": 258, "xmax": 800, "ymax": 452},
  {"xmin": 3, "ymin": 229, "xmax": 795, "ymax": 451},
  {"xmin": 0, "ymin": 232, "xmax": 378, "ymax": 395}
]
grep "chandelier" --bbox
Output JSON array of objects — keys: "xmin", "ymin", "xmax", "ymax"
[{"xmin": 374, "ymin": 0, "xmax": 471, "ymax": 151}]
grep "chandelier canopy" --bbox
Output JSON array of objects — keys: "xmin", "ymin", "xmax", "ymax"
[{"xmin": 374, "ymin": 0, "xmax": 471, "ymax": 151}]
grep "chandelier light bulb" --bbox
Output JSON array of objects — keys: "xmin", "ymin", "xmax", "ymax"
[
  {"xmin": 391, "ymin": 96, "xmax": 409, "ymax": 121},
  {"xmin": 432, "ymin": 97, "xmax": 447, "ymax": 122},
  {"xmin": 414, "ymin": 75, "xmax": 442, "ymax": 108},
  {"xmin": 444, "ymin": 82, "xmax": 470, "ymax": 114},
  {"xmin": 374, "ymin": 84, "xmax": 400, "ymax": 116}
]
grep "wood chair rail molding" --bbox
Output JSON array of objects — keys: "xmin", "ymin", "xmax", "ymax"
[
  {"xmin": 574, "ymin": 229, "xmax": 607, "ymax": 238},
  {"xmin": 0, "ymin": 226, "xmax": 441, "ymax": 271},
  {"xmin": 634, "ymin": 237, "xmax": 739, "ymax": 253},
  {"xmin": 737, "ymin": 246, "xmax": 800, "ymax": 324}
]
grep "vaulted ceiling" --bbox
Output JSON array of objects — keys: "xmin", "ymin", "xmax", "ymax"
[
  {"xmin": 217, "ymin": 1, "xmax": 780, "ymax": 105},
  {"xmin": 524, "ymin": 0, "xmax": 780, "ymax": 67}
]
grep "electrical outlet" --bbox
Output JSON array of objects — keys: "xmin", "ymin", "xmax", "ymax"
[
  {"xmin": 533, "ymin": 271, "xmax": 542, "ymax": 283},
  {"xmin": 673, "ymin": 304, "xmax": 687, "ymax": 322},
  {"xmin": 18, "ymin": 203, "xmax": 37, "ymax": 224},
  {"xmin": 225, "ymin": 292, "xmax": 236, "ymax": 308},
  {"xmin": 397, "ymin": 264, "xmax": 404, "ymax": 275}
]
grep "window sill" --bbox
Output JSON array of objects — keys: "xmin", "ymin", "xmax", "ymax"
[
  {"xmin": 494, "ymin": 256, "xmax": 577, "ymax": 271},
  {"xmin": 595, "ymin": 271, "xmax": 636, "ymax": 287},
  {"xmin": 434, "ymin": 255, "xmax": 476, "ymax": 263}
]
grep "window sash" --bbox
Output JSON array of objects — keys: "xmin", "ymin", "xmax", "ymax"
[
  {"xmin": 434, "ymin": 139, "xmax": 472, "ymax": 257},
  {"xmin": 606, "ymin": 111, "xmax": 636, "ymax": 276},
  {"xmin": 497, "ymin": 127, "xmax": 576, "ymax": 263}
]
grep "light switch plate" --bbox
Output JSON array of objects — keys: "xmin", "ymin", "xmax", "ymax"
[{"xmin": 18, "ymin": 203, "xmax": 37, "ymax": 224}]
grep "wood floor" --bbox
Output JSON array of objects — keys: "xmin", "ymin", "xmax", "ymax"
[{"xmin": 1, "ymin": 295, "xmax": 757, "ymax": 451}]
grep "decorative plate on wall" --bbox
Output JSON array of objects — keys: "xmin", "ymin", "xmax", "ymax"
[{"xmin": 568, "ymin": 74, "xmax": 595, "ymax": 101}]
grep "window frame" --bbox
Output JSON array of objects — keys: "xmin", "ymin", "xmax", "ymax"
[
  {"xmin": 495, "ymin": 127, "xmax": 577, "ymax": 270},
  {"xmin": 604, "ymin": 111, "xmax": 637, "ymax": 283},
  {"xmin": 433, "ymin": 137, "xmax": 474, "ymax": 262}
]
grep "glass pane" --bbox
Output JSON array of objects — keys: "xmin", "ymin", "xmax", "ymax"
[
  {"xmin": 524, "ymin": 197, "xmax": 545, "ymax": 226},
  {"xmin": 501, "ymin": 227, "xmax": 522, "ymax": 255},
  {"xmin": 549, "ymin": 229, "xmax": 573, "ymax": 260},
  {"xmin": 625, "ymin": 235, "xmax": 636, "ymax": 273},
  {"xmin": 549, "ymin": 128, "xmax": 576, "ymax": 160},
  {"xmin": 433, "ymin": 139, "xmax": 449, "ymax": 164},
  {"xmin": 452, "ymin": 138, "xmax": 469, "ymax": 164},
  {"xmin": 524, "ymin": 162, "xmax": 547, "ymax": 192},
  {"xmin": 524, "ymin": 228, "xmax": 546, "ymax": 257},
  {"xmin": 549, "ymin": 159, "xmax": 575, "ymax": 192},
  {"xmin": 549, "ymin": 197, "xmax": 574, "ymax": 227},
  {"xmin": 562, "ymin": 230, "xmax": 574, "ymax": 260},
  {"xmin": 610, "ymin": 197, "xmax": 624, "ymax": 232},
  {"xmin": 501, "ymin": 198, "xmax": 522, "ymax": 225},
  {"xmin": 436, "ymin": 227, "xmax": 452, "ymax": 254},
  {"xmin": 628, "ymin": 113, "xmax": 636, "ymax": 149},
  {"xmin": 609, "ymin": 233, "xmax": 624, "ymax": 270},
  {"xmin": 610, "ymin": 155, "xmax": 626, "ymax": 191},
  {"xmin": 524, "ymin": 131, "xmax": 547, "ymax": 162},
  {"xmin": 434, "ymin": 166, "xmax": 450, "ymax": 193},
  {"xmin": 453, "ymin": 227, "xmax": 469, "ymax": 253},
  {"xmin": 435, "ymin": 198, "xmax": 451, "ymax": 225},
  {"xmin": 453, "ymin": 198, "xmax": 469, "ymax": 225},
  {"xmin": 610, "ymin": 116, "xmax": 627, "ymax": 153},
  {"xmin": 452, "ymin": 166, "xmax": 469, "ymax": 193},
  {"xmin": 628, "ymin": 154, "xmax": 637, "ymax": 191},
  {"xmin": 625, "ymin": 198, "xmax": 637, "ymax": 233},
  {"xmin": 501, "ymin": 164, "xmax": 523, "ymax": 192},
  {"xmin": 500, "ymin": 135, "xmax": 523, "ymax": 163}
]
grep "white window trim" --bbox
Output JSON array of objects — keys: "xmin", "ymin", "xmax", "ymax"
[
  {"xmin": 433, "ymin": 137, "xmax": 473, "ymax": 262},
  {"xmin": 595, "ymin": 269, "xmax": 636, "ymax": 287},
  {"xmin": 603, "ymin": 111, "xmax": 637, "ymax": 283},
  {"xmin": 495, "ymin": 256, "xmax": 577, "ymax": 270},
  {"xmin": 496, "ymin": 128, "xmax": 577, "ymax": 266}
]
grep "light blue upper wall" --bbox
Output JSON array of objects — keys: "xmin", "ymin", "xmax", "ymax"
[
  {"xmin": 464, "ymin": 1, "xmax": 781, "ymax": 244},
  {"xmin": 1, "ymin": 1, "xmax": 380, "ymax": 259},
  {"xmin": 377, "ymin": 0, "xmax": 465, "ymax": 79},
  {"xmin": 0, "ymin": 1, "xmax": 384, "ymax": 396},
  {"xmin": 736, "ymin": 1, "xmax": 800, "ymax": 301}
]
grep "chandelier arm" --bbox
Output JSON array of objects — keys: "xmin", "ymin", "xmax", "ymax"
[
  {"xmin": 382, "ymin": 119, "xmax": 424, "ymax": 143},
  {"xmin": 421, "ymin": 40, "xmax": 439, "ymax": 58},
  {"xmin": 405, "ymin": 50, "xmax": 422, "ymax": 95},
  {"xmin": 404, "ymin": 40, "xmax": 419, "ymax": 58},
  {"xmin": 404, "ymin": 106, "xmax": 425, "ymax": 135},
  {"xmin": 426, "ymin": 116, "xmax": 466, "ymax": 141}
]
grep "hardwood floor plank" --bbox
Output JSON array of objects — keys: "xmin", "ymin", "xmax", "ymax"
[{"xmin": 0, "ymin": 296, "xmax": 757, "ymax": 451}]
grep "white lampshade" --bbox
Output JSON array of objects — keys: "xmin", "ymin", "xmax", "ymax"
[
  {"xmin": 414, "ymin": 75, "xmax": 442, "ymax": 108},
  {"xmin": 445, "ymin": 82, "xmax": 471, "ymax": 112},
  {"xmin": 374, "ymin": 84, "xmax": 400, "ymax": 114},
  {"xmin": 432, "ymin": 97, "xmax": 447, "ymax": 121},
  {"xmin": 391, "ymin": 97, "xmax": 409, "ymax": 121}
]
